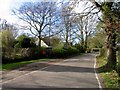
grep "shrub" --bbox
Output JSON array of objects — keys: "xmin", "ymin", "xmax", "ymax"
[
  {"xmin": 2, "ymin": 47, "xmax": 47, "ymax": 64},
  {"xmin": 14, "ymin": 34, "xmax": 36, "ymax": 48},
  {"xmin": 14, "ymin": 43, "xmax": 22, "ymax": 48},
  {"xmin": 74, "ymin": 44, "xmax": 85, "ymax": 53},
  {"xmin": 99, "ymin": 47, "xmax": 107, "ymax": 57},
  {"xmin": 52, "ymin": 47, "xmax": 67, "ymax": 58},
  {"xmin": 118, "ymin": 62, "xmax": 120, "ymax": 76},
  {"xmin": 67, "ymin": 46, "xmax": 79, "ymax": 55},
  {"xmin": 86, "ymin": 48, "xmax": 91, "ymax": 53},
  {"xmin": 52, "ymin": 45, "xmax": 79, "ymax": 58}
]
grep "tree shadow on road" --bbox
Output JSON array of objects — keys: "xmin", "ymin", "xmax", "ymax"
[
  {"xmin": 40, "ymin": 64, "xmax": 95, "ymax": 73},
  {"xmin": 18, "ymin": 63, "xmax": 95, "ymax": 73}
]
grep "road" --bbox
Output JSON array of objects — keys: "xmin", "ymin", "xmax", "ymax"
[{"xmin": 1, "ymin": 53, "xmax": 102, "ymax": 89}]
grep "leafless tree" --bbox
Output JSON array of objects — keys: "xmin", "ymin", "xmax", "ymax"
[
  {"xmin": 13, "ymin": 2, "xmax": 59, "ymax": 47},
  {"xmin": 72, "ymin": 13, "xmax": 97, "ymax": 50},
  {"xmin": 61, "ymin": 2, "xmax": 75, "ymax": 47},
  {"xmin": 73, "ymin": 0, "xmax": 120, "ymax": 69}
]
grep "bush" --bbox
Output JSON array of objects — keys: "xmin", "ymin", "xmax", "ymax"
[
  {"xmin": 67, "ymin": 46, "xmax": 79, "ymax": 55},
  {"xmin": 52, "ymin": 45, "xmax": 79, "ymax": 58},
  {"xmin": 52, "ymin": 47, "xmax": 67, "ymax": 58},
  {"xmin": 74, "ymin": 44, "xmax": 85, "ymax": 53},
  {"xmin": 99, "ymin": 48, "xmax": 106, "ymax": 57},
  {"xmin": 14, "ymin": 42, "xmax": 22, "ymax": 48},
  {"xmin": 86, "ymin": 48, "xmax": 91, "ymax": 53},
  {"xmin": 118, "ymin": 62, "xmax": 120, "ymax": 76},
  {"xmin": 2, "ymin": 45, "xmax": 80, "ymax": 63},
  {"xmin": 14, "ymin": 34, "xmax": 36, "ymax": 48},
  {"xmin": 2, "ymin": 47, "xmax": 47, "ymax": 64}
]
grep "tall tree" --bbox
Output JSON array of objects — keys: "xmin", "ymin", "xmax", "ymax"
[
  {"xmin": 13, "ymin": 2, "xmax": 57, "ymax": 47},
  {"xmin": 73, "ymin": 13, "xmax": 97, "ymax": 50},
  {"xmin": 73, "ymin": 0, "xmax": 120, "ymax": 69},
  {"xmin": 61, "ymin": 3, "xmax": 74, "ymax": 47},
  {"xmin": 73, "ymin": 15, "xmax": 84, "ymax": 47},
  {"xmin": 92, "ymin": 1, "xmax": 120, "ymax": 69}
]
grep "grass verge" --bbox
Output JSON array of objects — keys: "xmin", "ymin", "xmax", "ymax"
[
  {"xmin": 0, "ymin": 58, "xmax": 49, "ymax": 71},
  {"xmin": 96, "ymin": 56, "xmax": 119, "ymax": 88}
]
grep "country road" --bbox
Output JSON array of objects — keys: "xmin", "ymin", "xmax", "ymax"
[{"xmin": 1, "ymin": 53, "xmax": 102, "ymax": 89}]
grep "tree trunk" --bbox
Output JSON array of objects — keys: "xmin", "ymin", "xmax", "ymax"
[
  {"xmin": 106, "ymin": 31, "xmax": 116, "ymax": 69},
  {"xmin": 107, "ymin": 47, "xmax": 116, "ymax": 69},
  {"xmin": 84, "ymin": 32, "xmax": 88, "ymax": 51},
  {"xmin": 38, "ymin": 35, "xmax": 41, "ymax": 48},
  {"xmin": 81, "ymin": 31, "xmax": 84, "ymax": 47},
  {"xmin": 66, "ymin": 28, "xmax": 69, "ymax": 47},
  {"xmin": 118, "ymin": 31, "xmax": 120, "ymax": 76}
]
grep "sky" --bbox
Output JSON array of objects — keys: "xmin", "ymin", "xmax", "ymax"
[
  {"xmin": 0, "ymin": 0, "xmax": 98, "ymax": 44},
  {"xmin": 0, "ymin": 0, "xmax": 51, "ymax": 24},
  {"xmin": 0, "ymin": 0, "xmax": 84, "ymax": 24},
  {"xmin": 0, "ymin": 0, "xmax": 39, "ymax": 24},
  {"xmin": 0, "ymin": 0, "xmax": 22, "ymax": 24},
  {"xmin": 0, "ymin": 0, "xmax": 44, "ymax": 35},
  {"xmin": 0, "ymin": 0, "xmax": 119, "ymax": 24},
  {"xmin": 0, "ymin": 0, "xmax": 75, "ymax": 35}
]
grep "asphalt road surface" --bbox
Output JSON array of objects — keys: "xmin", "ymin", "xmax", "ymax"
[{"xmin": 1, "ymin": 53, "xmax": 102, "ymax": 89}]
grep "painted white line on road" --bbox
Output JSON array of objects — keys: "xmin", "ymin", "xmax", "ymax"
[
  {"xmin": 2, "ymin": 65, "xmax": 52, "ymax": 84},
  {"xmin": 94, "ymin": 55, "xmax": 102, "ymax": 90}
]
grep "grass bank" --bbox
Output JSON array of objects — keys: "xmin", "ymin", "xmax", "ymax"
[
  {"xmin": 0, "ymin": 58, "xmax": 49, "ymax": 71},
  {"xmin": 96, "ymin": 56, "xmax": 119, "ymax": 89}
]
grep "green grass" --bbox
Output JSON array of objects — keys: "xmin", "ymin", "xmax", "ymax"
[
  {"xmin": 0, "ymin": 58, "xmax": 49, "ymax": 71},
  {"xmin": 97, "ymin": 56, "xmax": 119, "ymax": 88}
]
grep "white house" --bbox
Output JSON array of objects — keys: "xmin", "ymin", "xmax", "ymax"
[{"xmin": 36, "ymin": 39, "xmax": 48, "ymax": 47}]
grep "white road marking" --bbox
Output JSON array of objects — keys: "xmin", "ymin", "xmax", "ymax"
[
  {"xmin": 94, "ymin": 55, "xmax": 102, "ymax": 90},
  {"xmin": 2, "ymin": 65, "xmax": 52, "ymax": 84}
]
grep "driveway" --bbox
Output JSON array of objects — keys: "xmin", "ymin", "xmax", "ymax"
[{"xmin": 1, "ymin": 53, "xmax": 102, "ymax": 89}]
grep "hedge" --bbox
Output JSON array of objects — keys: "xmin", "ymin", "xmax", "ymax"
[
  {"xmin": 51, "ymin": 46, "xmax": 79, "ymax": 58},
  {"xmin": 2, "ymin": 47, "xmax": 46, "ymax": 64}
]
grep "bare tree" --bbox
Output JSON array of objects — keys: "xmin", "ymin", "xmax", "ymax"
[
  {"xmin": 72, "ymin": 13, "xmax": 97, "ymax": 50},
  {"xmin": 73, "ymin": 15, "xmax": 84, "ymax": 46},
  {"xmin": 61, "ymin": 3, "xmax": 75, "ymax": 47},
  {"xmin": 73, "ymin": 0, "xmax": 120, "ymax": 69},
  {"xmin": 13, "ymin": 2, "xmax": 58, "ymax": 47}
]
